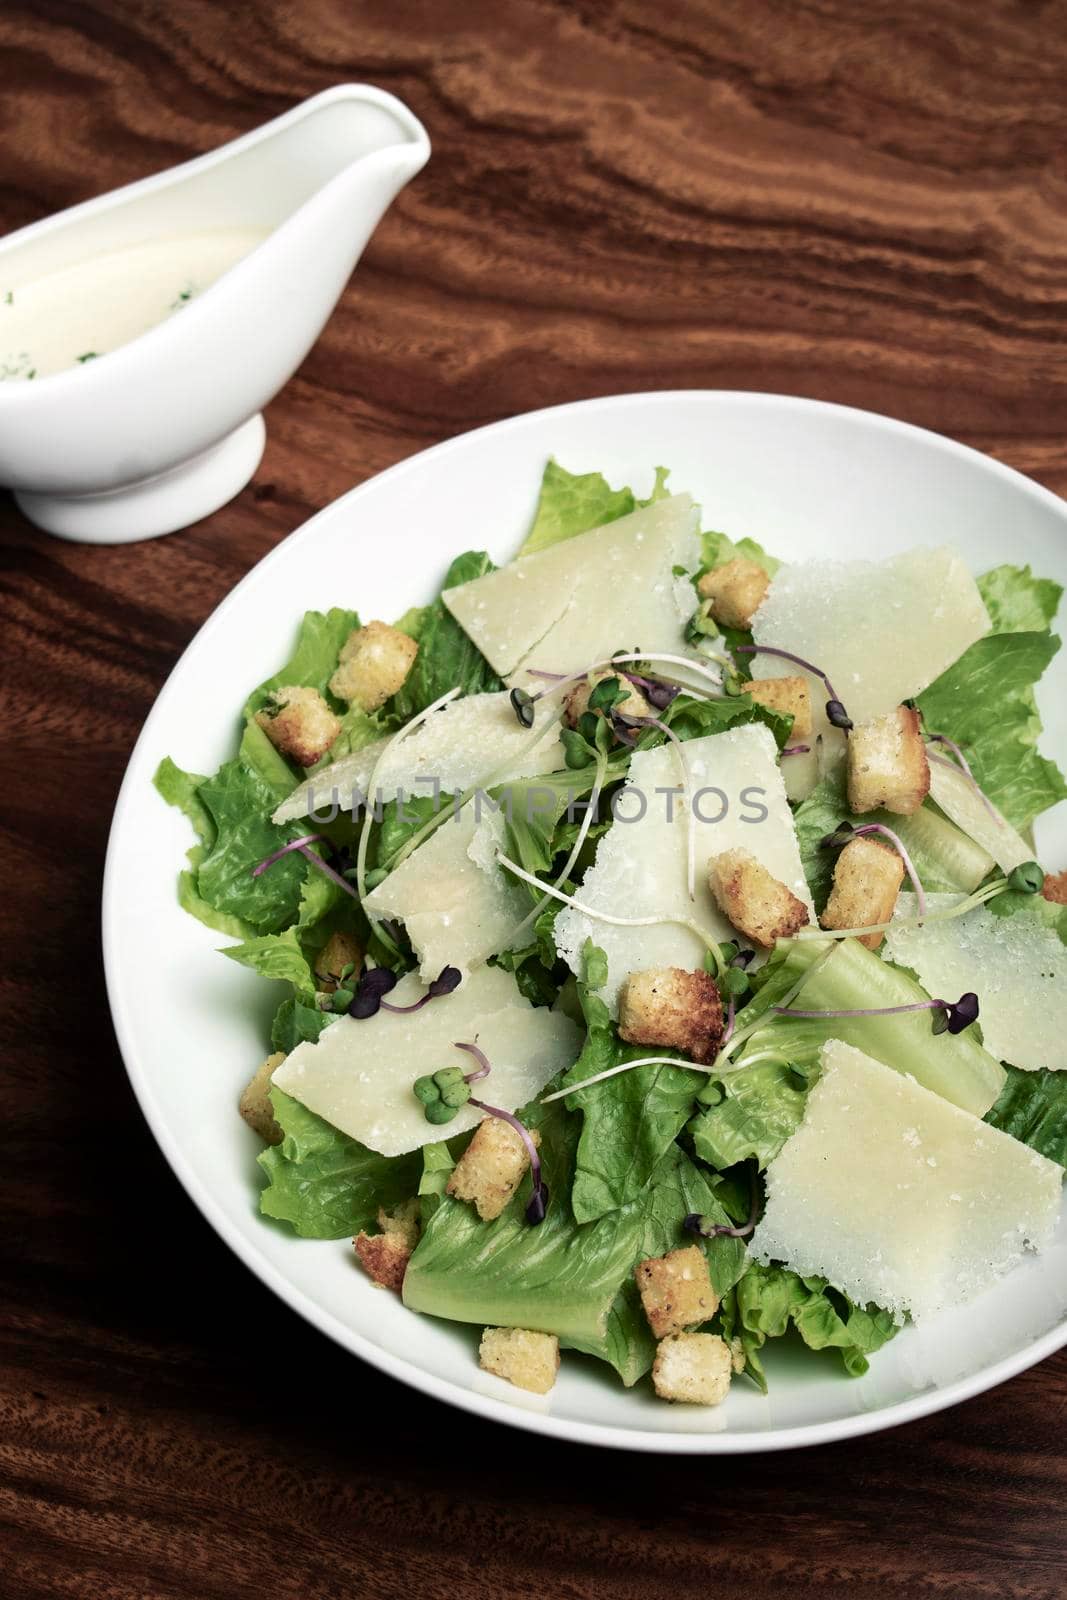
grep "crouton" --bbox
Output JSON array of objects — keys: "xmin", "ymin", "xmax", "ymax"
[
  {"xmin": 329, "ymin": 620, "xmax": 418, "ymax": 711},
  {"xmin": 255, "ymin": 685, "xmax": 342, "ymax": 767},
  {"xmin": 1043, "ymin": 871, "xmax": 1067, "ymax": 906},
  {"xmin": 696, "ymin": 557, "xmax": 770, "ymax": 630},
  {"xmin": 652, "ymin": 1332, "xmax": 733, "ymax": 1405},
  {"xmin": 238, "ymin": 1052, "xmax": 285, "ymax": 1144},
  {"xmin": 446, "ymin": 1118, "xmax": 541, "ymax": 1221},
  {"xmin": 708, "ymin": 847, "xmax": 810, "ymax": 948},
  {"xmin": 479, "ymin": 1327, "xmax": 560, "ymax": 1395},
  {"xmin": 847, "ymin": 706, "xmax": 930, "ymax": 816},
  {"xmin": 313, "ymin": 930, "xmax": 364, "ymax": 991},
  {"xmin": 618, "ymin": 967, "xmax": 724, "ymax": 1065},
  {"xmin": 563, "ymin": 669, "xmax": 650, "ymax": 730},
  {"xmin": 354, "ymin": 1198, "xmax": 421, "ymax": 1292},
  {"xmin": 820, "ymin": 835, "xmax": 905, "ymax": 951},
  {"xmin": 635, "ymin": 1245, "xmax": 718, "ymax": 1338},
  {"xmin": 746, "ymin": 675, "xmax": 813, "ymax": 740}
]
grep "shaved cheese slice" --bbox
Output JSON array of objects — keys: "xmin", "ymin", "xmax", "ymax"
[
  {"xmin": 271, "ymin": 965, "xmax": 581, "ymax": 1155},
  {"xmin": 886, "ymin": 894, "xmax": 1067, "ymax": 1072},
  {"xmin": 363, "ymin": 805, "xmax": 529, "ymax": 979},
  {"xmin": 752, "ymin": 1039, "xmax": 1062, "ymax": 1322},
  {"xmin": 926, "ymin": 758, "xmax": 1032, "ymax": 875},
  {"xmin": 553, "ymin": 723, "xmax": 814, "ymax": 1014},
  {"xmin": 442, "ymin": 494, "xmax": 701, "ymax": 682},
  {"xmin": 751, "ymin": 547, "xmax": 990, "ymax": 738},
  {"xmin": 272, "ymin": 691, "xmax": 565, "ymax": 824}
]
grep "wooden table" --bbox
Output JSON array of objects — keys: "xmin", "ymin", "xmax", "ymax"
[{"xmin": 3, "ymin": 3, "xmax": 1067, "ymax": 1594}]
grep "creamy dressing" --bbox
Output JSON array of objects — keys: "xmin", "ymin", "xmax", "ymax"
[{"xmin": 0, "ymin": 227, "xmax": 266, "ymax": 380}]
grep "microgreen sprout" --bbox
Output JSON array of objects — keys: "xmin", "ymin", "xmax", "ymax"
[
  {"xmin": 251, "ymin": 832, "xmax": 362, "ymax": 900},
  {"xmin": 413, "ymin": 1039, "xmax": 492, "ymax": 1124},
  {"xmin": 820, "ymin": 819, "xmax": 926, "ymax": 919},
  {"xmin": 348, "ymin": 965, "xmax": 399, "ymax": 1018},
  {"xmin": 735, "ymin": 644, "xmax": 853, "ymax": 730},
  {"xmin": 1008, "ymin": 860, "xmax": 1044, "ymax": 895},
  {"xmin": 512, "ymin": 651, "xmax": 728, "ymax": 724},
  {"xmin": 782, "ymin": 744, "xmax": 811, "ymax": 756},
  {"xmin": 541, "ymin": 1056, "xmax": 697, "ymax": 1104},
  {"xmin": 382, "ymin": 965, "xmax": 462, "ymax": 1012},
  {"xmin": 795, "ymin": 874, "xmax": 1013, "ymax": 943},
  {"xmin": 772, "ymin": 991, "xmax": 980, "ymax": 1036},
  {"xmin": 509, "ymin": 686, "xmax": 536, "ymax": 728}
]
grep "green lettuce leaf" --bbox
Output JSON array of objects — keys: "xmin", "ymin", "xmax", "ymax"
[
  {"xmin": 270, "ymin": 997, "xmax": 336, "ymax": 1053},
  {"xmin": 519, "ymin": 461, "xmax": 642, "ymax": 556},
  {"xmin": 917, "ymin": 631, "xmax": 1066, "ymax": 830},
  {"xmin": 154, "ymin": 757, "xmax": 258, "ymax": 939},
  {"xmin": 984, "ymin": 1067, "xmax": 1067, "ymax": 1166},
  {"xmin": 722, "ymin": 1262, "xmax": 897, "ymax": 1390},
  {"xmin": 221, "ymin": 925, "xmax": 318, "ymax": 996},
  {"xmin": 689, "ymin": 1060, "xmax": 814, "ymax": 1171},
  {"xmin": 243, "ymin": 607, "xmax": 359, "ymax": 719},
  {"xmin": 563, "ymin": 1024, "xmax": 703, "ymax": 1224},
  {"xmin": 389, "ymin": 551, "xmax": 502, "ymax": 721},
  {"xmin": 978, "ymin": 565, "xmax": 1062, "ymax": 635},
  {"xmin": 700, "ymin": 529, "xmax": 781, "ymax": 578},
  {"xmin": 403, "ymin": 1091, "xmax": 743, "ymax": 1387},
  {"xmin": 258, "ymin": 1088, "xmax": 420, "ymax": 1238}
]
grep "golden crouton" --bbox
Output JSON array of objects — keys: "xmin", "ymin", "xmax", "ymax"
[
  {"xmin": 618, "ymin": 967, "xmax": 724, "ymax": 1065},
  {"xmin": 847, "ymin": 706, "xmax": 930, "ymax": 816},
  {"xmin": 479, "ymin": 1327, "xmax": 560, "ymax": 1395},
  {"xmin": 313, "ymin": 930, "xmax": 364, "ymax": 991},
  {"xmin": 746, "ymin": 675, "xmax": 813, "ymax": 740},
  {"xmin": 696, "ymin": 557, "xmax": 770, "ymax": 630},
  {"xmin": 652, "ymin": 1332, "xmax": 733, "ymax": 1405},
  {"xmin": 238, "ymin": 1052, "xmax": 285, "ymax": 1144},
  {"xmin": 446, "ymin": 1118, "xmax": 541, "ymax": 1221},
  {"xmin": 563, "ymin": 669, "xmax": 650, "ymax": 730},
  {"xmin": 1043, "ymin": 871, "xmax": 1067, "ymax": 906},
  {"xmin": 708, "ymin": 848, "xmax": 810, "ymax": 948},
  {"xmin": 255, "ymin": 685, "xmax": 342, "ymax": 768},
  {"xmin": 329, "ymin": 620, "xmax": 418, "ymax": 711},
  {"xmin": 821, "ymin": 835, "xmax": 905, "ymax": 951},
  {"xmin": 354, "ymin": 1199, "xmax": 421, "ymax": 1292},
  {"xmin": 635, "ymin": 1245, "xmax": 718, "ymax": 1338}
]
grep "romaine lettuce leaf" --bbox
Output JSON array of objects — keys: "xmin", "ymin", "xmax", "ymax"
[
  {"xmin": 722, "ymin": 1262, "xmax": 897, "ymax": 1390},
  {"xmin": 978, "ymin": 564, "xmax": 1062, "ymax": 635},
  {"xmin": 243, "ymin": 607, "xmax": 359, "ymax": 719},
  {"xmin": 258, "ymin": 1088, "xmax": 420, "ymax": 1238},
  {"xmin": 270, "ymin": 997, "xmax": 336, "ymax": 1053},
  {"xmin": 563, "ymin": 1023, "xmax": 703, "ymax": 1224},
  {"xmin": 518, "ymin": 461, "xmax": 647, "ymax": 556},
  {"xmin": 917, "ymin": 630, "xmax": 1066, "ymax": 831},
  {"xmin": 689, "ymin": 1060, "xmax": 814, "ymax": 1171},
  {"xmin": 402, "ymin": 1092, "xmax": 744, "ymax": 1387},
  {"xmin": 984, "ymin": 1067, "xmax": 1067, "ymax": 1166},
  {"xmin": 221, "ymin": 926, "xmax": 318, "ymax": 996},
  {"xmin": 700, "ymin": 529, "xmax": 781, "ymax": 578}
]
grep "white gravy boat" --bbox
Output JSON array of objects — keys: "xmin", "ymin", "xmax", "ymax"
[{"xmin": 0, "ymin": 85, "xmax": 429, "ymax": 543}]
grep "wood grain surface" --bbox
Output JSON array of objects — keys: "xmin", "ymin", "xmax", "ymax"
[{"xmin": 3, "ymin": 2, "xmax": 1067, "ymax": 1595}]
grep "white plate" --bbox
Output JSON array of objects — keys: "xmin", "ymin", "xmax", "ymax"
[{"xmin": 104, "ymin": 390, "xmax": 1067, "ymax": 1453}]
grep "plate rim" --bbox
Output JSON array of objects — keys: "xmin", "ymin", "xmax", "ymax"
[{"xmin": 103, "ymin": 387, "xmax": 1067, "ymax": 1454}]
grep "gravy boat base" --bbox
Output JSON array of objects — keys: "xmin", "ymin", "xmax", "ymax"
[{"xmin": 17, "ymin": 414, "xmax": 267, "ymax": 543}]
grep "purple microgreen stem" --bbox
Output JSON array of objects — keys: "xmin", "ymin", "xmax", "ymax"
[
  {"xmin": 772, "ymin": 992, "xmax": 980, "ymax": 1035},
  {"xmin": 782, "ymin": 744, "xmax": 812, "ymax": 756},
  {"xmin": 926, "ymin": 747, "xmax": 1002, "ymax": 824},
  {"xmin": 378, "ymin": 964, "xmax": 462, "ymax": 1014},
  {"xmin": 467, "ymin": 1098, "xmax": 548, "ymax": 1223},
  {"xmin": 252, "ymin": 832, "xmax": 362, "ymax": 900},
  {"xmin": 453, "ymin": 1039, "xmax": 492, "ymax": 1083},
  {"xmin": 853, "ymin": 822, "xmax": 926, "ymax": 919},
  {"xmin": 735, "ymin": 644, "xmax": 852, "ymax": 730}
]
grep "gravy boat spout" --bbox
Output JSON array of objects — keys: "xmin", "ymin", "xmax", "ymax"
[{"xmin": 0, "ymin": 86, "xmax": 430, "ymax": 543}]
